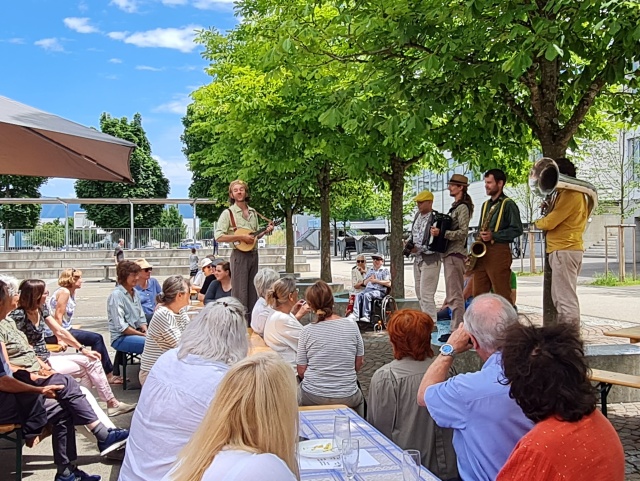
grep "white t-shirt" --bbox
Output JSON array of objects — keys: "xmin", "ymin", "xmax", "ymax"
[
  {"xmin": 263, "ymin": 311, "xmax": 302, "ymax": 367},
  {"xmin": 250, "ymin": 297, "xmax": 274, "ymax": 336},
  {"xmin": 200, "ymin": 449, "xmax": 297, "ymax": 481}
]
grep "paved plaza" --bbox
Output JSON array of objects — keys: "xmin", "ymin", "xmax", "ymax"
[{"xmin": 1, "ymin": 252, "xmax": 639, "ymax": 480}]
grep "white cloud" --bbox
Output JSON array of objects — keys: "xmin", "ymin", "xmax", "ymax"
[
  {"xmin": 108, "ymin": 25, "xmax": 201, "ymax": 53},
  {"xmin": 78, "ymin": 1, "xmax": 90, "ymax": 12},
  {"xmin": 34, "ymin": 38, "xmax": 64, "ymax": 52},
  {"xmin": 64, "ymin": 17, "xmax": 99, "ymax": 34},
  {"xmin": 161, "ymin": 0, "xmax": 189, "ymax": 5},
  {"xmin": 136, "ymin": 65, "xmax": 164, "ymax": 71},
  {"xmin": 152, "ymin": 154, "xmax": 192, "ymax": 187},
  {"xmin": 105, "ymin": 74, "xmax": 119, "ymax": 80},
  {"xmin": 109, "ymin": 58, "xmax": 122, "ymax": 63},
  {"xmin": 110, "ymin": 0, "xmax": 138, "ymax": 13},
  {"xmin": 152, "ymin": 93, "xmax": 191, "ymax": 115},
  {"xmin": 193, "ymin": 0, "xmax": 235, "ymax": 8},
  {"xmin": 8, "ymin": 38, "xmax": 25, "ymax": 44}
]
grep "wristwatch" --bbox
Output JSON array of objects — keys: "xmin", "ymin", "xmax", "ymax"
[{"xmin": 440, "ymin": 343, "xmax": 456, "ymax": 357}]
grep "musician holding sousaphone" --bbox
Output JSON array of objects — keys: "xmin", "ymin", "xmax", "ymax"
[
  {"xmin": 532, "ymin": 157, "xmax": 596, "ymax": 327},
  {"xmin": 430, "ymin": 174, "xmax": 474, "ymax": 342},
  {"xmin": 471, "ymin": 169, "xmax": 523, "ymax": 303},
  {"xmin": 214, "ymin": 180, "xmax": 274, "ymax": 324}
]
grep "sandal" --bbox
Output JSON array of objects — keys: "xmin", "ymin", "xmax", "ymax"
[{"xmin": 107, "ymin": 375, "xmax": 125, "ymax": 385}]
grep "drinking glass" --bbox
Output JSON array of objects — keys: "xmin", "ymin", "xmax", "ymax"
[
  {"xmin": 341, "ymin": 438, "xmax": 360, "ymax": 480},
  {"xmin": 402, "ymin": 449, "xmax": 421, "ymax": 481},
  {"xmin": 332, "ymin": 415, "xmax": 351, "ymax": 453}
]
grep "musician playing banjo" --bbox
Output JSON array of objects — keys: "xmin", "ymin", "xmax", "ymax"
[
  {"xmin": 473, "ymin": 169, "xmax": 523, "ymax": 303},
  {"xmin": 408, "ymin": 190, "xmax": 441, "ymax": 321},
  {"xmin": 430, "ymin": 174, "xmax": 474, "ymax": 342},
  {"xmin": 534, "ymin": 158, "xmax": 589, "ymax": 327},
  {"xmin": 214, "ymin": 180, "xmax": 274, "ymax": 324}
]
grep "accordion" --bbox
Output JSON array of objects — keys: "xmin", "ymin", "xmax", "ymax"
[{"xmin": 427, "ymin": 212, "xmax": 453, "ymax": 253}]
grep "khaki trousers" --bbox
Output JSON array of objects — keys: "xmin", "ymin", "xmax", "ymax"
[
  {"xmin": 472, "ymin": 243, "xmax": 513, "ymax": 304},
  {"xmin": 549, "ymin": 250, "xmax": 583, "ymax": 327},
  {"xmin": 414, "ymin": 255, "xmax": 441, "ymax": 321},
  {"xmin": 231, "ymin": 249, "xmax": 259, "ymax": 325},
  {"xmin": 443, "ymin": 255, "xmax": 466, "ymax": 329}
]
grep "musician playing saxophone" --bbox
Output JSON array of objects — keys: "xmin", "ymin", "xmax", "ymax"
[
  {"xmin": 534, "ymin": 158, "xmax": 588, "ymax": 327},
  {"xmin": 430, "ymin": 174, "xmax": 474, "ymax": 341},
  {"xmin": 473, "ymin": 169, "xmax": 523, "ymax": 303}
]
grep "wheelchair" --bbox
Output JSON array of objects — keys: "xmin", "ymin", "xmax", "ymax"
[{"xmin": 371, "ymin": 293, "xmax": 398, "ymax": 332}]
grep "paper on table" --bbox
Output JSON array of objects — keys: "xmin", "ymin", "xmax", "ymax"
[{"xmin": 299, "ymin": 449, "xmax": 380, "ymax": 471}]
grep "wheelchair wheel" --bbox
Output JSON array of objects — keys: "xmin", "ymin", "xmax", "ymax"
[{"xmin": 379, "ymin": 295, "xmax": 398, "ymax": 329}]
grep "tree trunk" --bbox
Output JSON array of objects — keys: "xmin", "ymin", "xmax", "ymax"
[
  {"xmin": 319, "ymin": 162, "xmax": 332, "ymax": 283},
  {"xmin": 285, "ymin": 207, "xmax": 294, "ymax": 273},
  {"xmin": 539, "ymin": 138, "xmax": 568, "ymax": 161},
  {"xmin": 388, "ymin": 156, "xmax": 406, "ymax": 299}
]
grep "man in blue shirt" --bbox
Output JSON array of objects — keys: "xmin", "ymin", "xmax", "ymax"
[
  {"xmin": 349, "ymin": 253, "xmax": 391, "ymax": 324},
  {"xmin": 134, "ymin": 258, "xmax": 162, "ymax": 322},
  {"xmin": 417, "ymin": 294, "xmax": 534, "ymax": 481}
]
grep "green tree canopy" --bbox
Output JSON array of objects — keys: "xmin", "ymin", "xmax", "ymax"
[
  {"xmin": 0, "ymin": 175, "xmax": 47, "ymax": 230},
  {"xmin": 75, "ymin": 113, "xmax": 170, "ymax": 228}
]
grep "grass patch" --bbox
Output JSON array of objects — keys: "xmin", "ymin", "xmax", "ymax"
[
  {"xmin": 591, "ymin": 272, "xmax": 640, "ymax": 287},
  {"xmin": 515, "ymin": 270, "xmax": 542, "ymax": 276}
]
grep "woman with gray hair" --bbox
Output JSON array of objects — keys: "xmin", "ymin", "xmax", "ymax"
[
  {"xmin": 250, "ymin": 268, "xmax": 280, "ymax": 336},
  {"xmin": 138, "ymin": 275, "xmax": 191, "ymax": 385},
  {"xmin": 119, "ymin": 297, "xmax": 249, "ymax": 481}
]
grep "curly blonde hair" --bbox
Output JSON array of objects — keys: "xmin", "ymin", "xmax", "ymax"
[{"xmin": 58, "ymin": 268, "xmax": 82, "ymax": 288}]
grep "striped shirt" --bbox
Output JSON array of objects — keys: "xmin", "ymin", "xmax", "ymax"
[
  {"xmin": 140, "ymin": 305, "xmax": 191, "ymax": 373},
  {"xmin": 297, "ymin": 317, "xmax": 364, "ymax": 398}
]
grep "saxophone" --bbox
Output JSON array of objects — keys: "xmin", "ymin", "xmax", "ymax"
[{"xmin": 468, "ymin": 201, "xmax": 500, "ymax": 270}]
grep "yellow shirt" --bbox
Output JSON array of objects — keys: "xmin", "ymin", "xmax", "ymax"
[{"xmin": 534, "ymin": 189, "xmax": 588, "ymax": 253}]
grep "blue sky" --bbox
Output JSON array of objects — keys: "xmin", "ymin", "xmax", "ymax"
[{"xmin": 0, "ymin": 0, "xmax": 238, "ymax": 201}]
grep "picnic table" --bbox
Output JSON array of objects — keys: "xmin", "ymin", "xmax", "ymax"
[
  {"xmin": 298, "ymin": 406, "xmax": 441, "ymax": 480},
  {"xmin": 603, "ymin": 326, "xmax": 640, "ymax": 344},
  {"xmin": 91, "ymin": 262, "xmax": 116, "ymax": 283}
]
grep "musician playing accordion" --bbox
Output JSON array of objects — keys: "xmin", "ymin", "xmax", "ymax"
[{"xmin": 430, "ymin": 174, "xmax": 474, "ymax": 342}]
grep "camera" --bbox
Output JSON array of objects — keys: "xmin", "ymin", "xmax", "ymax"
[{"xmin": 403, "ymin": 239, "xmax": 415, "ymax": 258}]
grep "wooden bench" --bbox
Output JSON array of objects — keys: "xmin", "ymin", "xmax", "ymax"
[
  {"xmin": 0, "ymin": 423, "xmax": 23, "ymax": 480},
  {"xmin": 589, "ymin": 368, "xmax": 640, "ymax": 417},
  {"xmin": 603, "ymin": 326, "xmax": 640, "ymax": 344}
]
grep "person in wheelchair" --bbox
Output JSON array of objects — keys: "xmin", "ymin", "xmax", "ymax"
[{"xmin": 349, "ymin": 253, "xmax": 391, "ymax": 324}]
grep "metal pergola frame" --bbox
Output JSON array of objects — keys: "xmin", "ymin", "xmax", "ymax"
[{"xmin": 0, "ymin": 198, "xmax": 219, "ymax": 249}]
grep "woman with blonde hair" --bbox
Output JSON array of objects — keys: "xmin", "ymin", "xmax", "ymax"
[
  {"xmin": 46, "ymin": 268, "xmax": 120, "ymax": 383},
  {"xmin": 296, "ymin": 280, "xmax": 365, "ymax": 415},
  {"xmin": 166, "ymin": 352, "xmax": 299, "ymax": 481},
  {"xmin": 263, "ymin": 277, "xmax": 309, "ymax": 367}
]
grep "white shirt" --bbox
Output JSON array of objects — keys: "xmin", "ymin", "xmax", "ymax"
[
  {"xmin": 200, "ymin": 449, "xmax": 296, "ymax": 481},
  {"xmin": 263, "ymin": 311, "xmax": 302, "ymax": 367},
  {"xmin": 119, "ymin": 349, "xmax": 230, "ymax": 481},
  {"xmin": 250, "ymin": 297, "xmax": 274, "ymax": 336}
]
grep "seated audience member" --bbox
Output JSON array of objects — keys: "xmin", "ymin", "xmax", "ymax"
[
  {"xmin": 46, "ymin": 268, "xmax": 119, "ymax": 384},
  {"xmin": 203, "ymin": 261, "xmax": 232, "ymax": 304},
  {"xmin": 134, "ymin": 259, "xmax": 162, "ymax": 323},
  {"xmin": 297, "ymin": 281, "xmax": 365, "ymax": 415},
  {"xmin": 188, "ymin": 248, "xmax": 199, "ymax": 280},
  {"xmin": 138, "ymin": 276, "xmax": 191, "ymax": 386},
  {"xmin": 350, "ymin": 253, "xmax": 391, "ymax": 324},
  {"xmin": 0, "ymin": 279, "xmax": 103, "ymax": 481},
  {"xmin": 119, "ymin": 297, "xmax": 248, "ymax": 481},
  {"xmin": 497, "ymin": 323, "xmax": 625, "ymax": 481},
  {"xmin": 418, "ymin": 294, "xmax": 534, "ymax": 481},
  {"xmin": 368, "ymin": 309, "xmax": 457, "ymax": 479},
  {"xmin": 351, "ymin": 254, "xmax": 367, "ymax": 292},
  {"xmin": 164, "ymin": 353, "xmax": 299, "ymax": 481},
  {"xmin": 12, "ymin": 279, "xmax": 135, "ymax": 417},
  {"xmin": 107, "ymin": 261, "xmax": 147, "ymax": 356},
  {"xmin": 197, "ymin": 258, "xmax": 224, "ymax": 302},
  {"xmin": 250, "ymin": 268, "xmax": 279, "ymax": 336},
  {"xmin": 437, "ymin": 270, "xmax": 474, "ymax": 321},
  {"xmin": 263, "ymin": 277, "xmax": 309, "ymax": 368},
  {"xmin": 0, "ymin": 276, "xmax": 129, "ymax": 460},
  {"xmin": 190, "ymin": 258, "xmax": 208, "ymax": 294}
]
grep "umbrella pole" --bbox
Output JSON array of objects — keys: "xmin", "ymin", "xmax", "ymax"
[{"xmin": 64, "ymin": 202, "xmax": 69, "ymax": 249}]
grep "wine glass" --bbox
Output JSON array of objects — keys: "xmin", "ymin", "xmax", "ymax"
[
  {"xmin": 333, "ymin": 415, "xmax": 350, "ymax": 453},
  {"xmin": 402, "ymin": 449, "xmax": 421, "ymax": 481},
  {"xmin": 341, "ymin": 438, "xmax": 360, "ymax": 480}
]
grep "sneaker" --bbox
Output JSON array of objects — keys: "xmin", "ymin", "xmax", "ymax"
[
  {"xmin": 73, "ymin": 468, "xmax": 101, "ymax": 481},
  {"xmin": 107, "ymin": 401, "xmax": 137, "ymax": 417},
  {"xmin": 54, "ymin": 473, "xmax": 76, "ymax": 481},
  {"xmin": 359, "ymin": 317, "xmax": 370, "ymax": 323},
  {"xmin": 98, "ymin": 428, "xmax": 129, "ymax": 456},
  {"xmin": 438, "ymin": 333, "xmax": 451, "ymax": 343}
]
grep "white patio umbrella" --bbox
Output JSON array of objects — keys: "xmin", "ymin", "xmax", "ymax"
[{"xmin": 0, "ymin": 95, "xmax": 135, "ymax": 183}]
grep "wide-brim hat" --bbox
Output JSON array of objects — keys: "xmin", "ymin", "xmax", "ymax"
[
  {"xmin": 135, "ymin": 258, "xmax": 153, "ymax": 269},
  {"xmin": 448, "ymin": 174, "xmax": 469, "ymax": 186},
  {"xmin": 413, "ymin": 190, "xmax": 434, "ymax": 202}
]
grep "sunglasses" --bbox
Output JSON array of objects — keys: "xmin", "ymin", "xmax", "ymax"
[
  {"xmin": 372, "ymin": 257, "xmax": 383, "ymax": 261},
  {"xmin": 356, "ymin": 260, "xmax": 366, "ymax": 264},
  {"xmin": 143, "ymin": 268, "xmax": 153, "ymax": 272}
]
